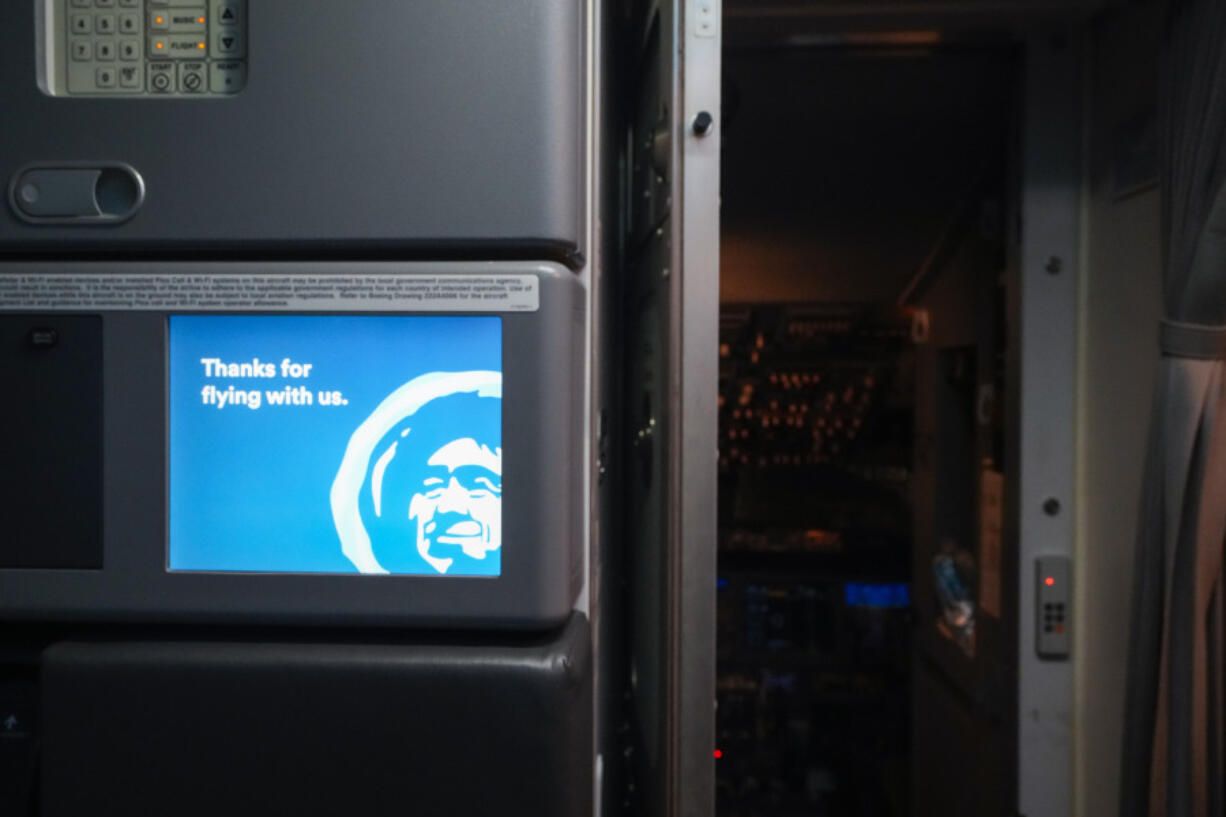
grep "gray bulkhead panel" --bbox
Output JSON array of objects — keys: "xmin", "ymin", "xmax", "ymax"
[
  {"xmin": 0, "ymin": 261, "xmax": 585, "ymax": 629},
  {"xmin": 41, "ymin": 615, "xmax": 593, "ymax": 817},
  {"xmin": 0, "ymin": 0, "xmax": 584, "ymax": 253}
]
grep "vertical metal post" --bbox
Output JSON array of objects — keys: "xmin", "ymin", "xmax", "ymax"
[
  {"xmin": 672, "ymin": 1, "xmax": 720, "ymax": 816},
  {"xmin": 585, "ymin": 1, "xmax": 603, "ymax": 815},
  {"xmin": 1017, "ymin": 33, "xmax": 1080, "ymax": 817}
]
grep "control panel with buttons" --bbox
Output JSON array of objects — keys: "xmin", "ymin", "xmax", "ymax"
[
  {"xmin": 1036, "ymin": 555, "xmax": 1071, "ymax": 659},
  {"xmin": 46, "ymin": 0, "xmax": 246, "ymax": 96}
]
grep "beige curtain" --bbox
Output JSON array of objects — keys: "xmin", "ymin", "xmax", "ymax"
[{"xmin": 1121, "ymin": 1, "xmax": 1226, "ymax": 816}]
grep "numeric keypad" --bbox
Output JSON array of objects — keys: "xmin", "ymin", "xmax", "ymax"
[{"xmin": 63, "ymin": 0, "xmax": 246, "ymax": 96}]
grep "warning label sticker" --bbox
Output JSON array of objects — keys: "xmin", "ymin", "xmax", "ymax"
[{"xmin": 0, "ymin": 274, "xmax": 540, "ymax": 312}]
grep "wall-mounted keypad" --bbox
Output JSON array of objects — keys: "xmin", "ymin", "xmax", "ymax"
[
  {"xmin": 57, "ymin": 0, "xmax": 247, "ymax": 96},
  {"xmin": 1036, "ymin": 555, "xmax": 1071, "ymax": 659}
]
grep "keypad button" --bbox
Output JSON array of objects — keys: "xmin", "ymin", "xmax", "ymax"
[
  {"xmin": 166, "ymin": 9, "xmax": 207, "ymax": 33},
  {"xmin": 209, "ymin": 59, "xmax": 245, "ymax": 94},
  {"xmin": 119, "ymin": 13, "xmax": 139, "ymax": 33},
  {"xmin": 96, "ymin": 40, "xmax": 116, "ymax": 60},
  {"xmin": 215, "ymin": 1, "xmax": 241, "ymax": 27},
  {"xmin": 119, "ymin": 39, "xmax": 140, "ymax": 60},
  {"xmin": 118, "ymin": 64, "xmax": 142, "ymax": 89},
  {"xmin": 149, "ymin": 35, "xmax": 207, "ymax": 58},
  {"xmin": 149, "ymin": 10, "xmax": 169, "ymax": 30},
  {"xmin": 96, "ymin": 67, "xmax": 117, "ymax": 87},
  {"xmin": 71, "ymin": 14, "xmax": 92, "ymax": 33},
  {"xmin": 148, "ymin": 62, "xmax": 175, "ymax": 93},
  {"xmin": 72, "ymin": 40, "xmax": 93, "ymax": 61},
  {"xmin": 96, "ymin": 14, "xmax": 116, "ymax": 33},
  {"xmin": 213, "ymin": 29, "xmax": 243, "ymax": 57},
  {"xmin": 179, "ymin": 62, "xmax": 207, "ymax": 93},
  {"xmin": 95, "ymin": 0, "xmax": 115, "ymax": 7}
]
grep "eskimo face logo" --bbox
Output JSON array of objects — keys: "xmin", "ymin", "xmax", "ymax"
[
  {"xmin": 405, "ymin": 435, "xmax": 502, "ymax": 574},
  {"xmin": 331, "ymin": 371, "xmax": 502, "ymax": 576}
]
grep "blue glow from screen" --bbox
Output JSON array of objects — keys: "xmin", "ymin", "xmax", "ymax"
[
  {"xmin": 844, "ymin": 582, "xmax": 911, "ymax": 608},
  {"xmin": 169, "ymin": 315, "xmax": 502, "ymax": 576}
]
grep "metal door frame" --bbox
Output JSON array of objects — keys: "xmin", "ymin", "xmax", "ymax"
[
  {"xmin": 671, "ymin": 1, "xmax": 721, "ymax": 816},
  {"xmin": 1016, "ymin": 33, "xmax": 1080, "ymax": 817}
]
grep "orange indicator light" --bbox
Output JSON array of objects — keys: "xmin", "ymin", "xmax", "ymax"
[
  {"xmin": 198, "ymin": 42, "xmax": 206, "ymax": 49},
  {"xmin": 198, "ymin": 17, "xmax": 206, "ymax": 23},
  {"xmin": 155, "ymin": 42, "xmax": 164, "ymax": 49},
  {"xmin": 1045, "ymin": 577, "xmax": 1055, "ymax": 586},
  {"xmin": 155, "ymin": 16, "xmax": 164, "ymax": 23}
]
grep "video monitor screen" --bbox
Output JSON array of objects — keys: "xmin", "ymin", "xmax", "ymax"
[{"xmin": 168, "ymin": 315, "xmax": 503, "ymax": 577}]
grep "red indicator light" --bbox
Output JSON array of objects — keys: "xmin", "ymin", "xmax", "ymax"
[
  {"xmin": 1045, "ymin": 577, "xmax": 1055, "ymax": 586},
  {"xmin": 713, "ymin": 750, "xmax": 723, "ymax": 759}
]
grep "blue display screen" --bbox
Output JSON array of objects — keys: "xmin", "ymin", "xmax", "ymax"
[
  {"xmin": 169, "ymin": 315, "xmax": 503, "ymax": 577},
  {"xmin": 844, "ymin": 582, "xmax": 911, "ymax": 608}
]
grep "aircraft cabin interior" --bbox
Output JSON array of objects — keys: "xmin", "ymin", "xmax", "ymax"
[{"xmin": 0, "ymin": 1, "xmax": 1220, "ymax": 817}]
